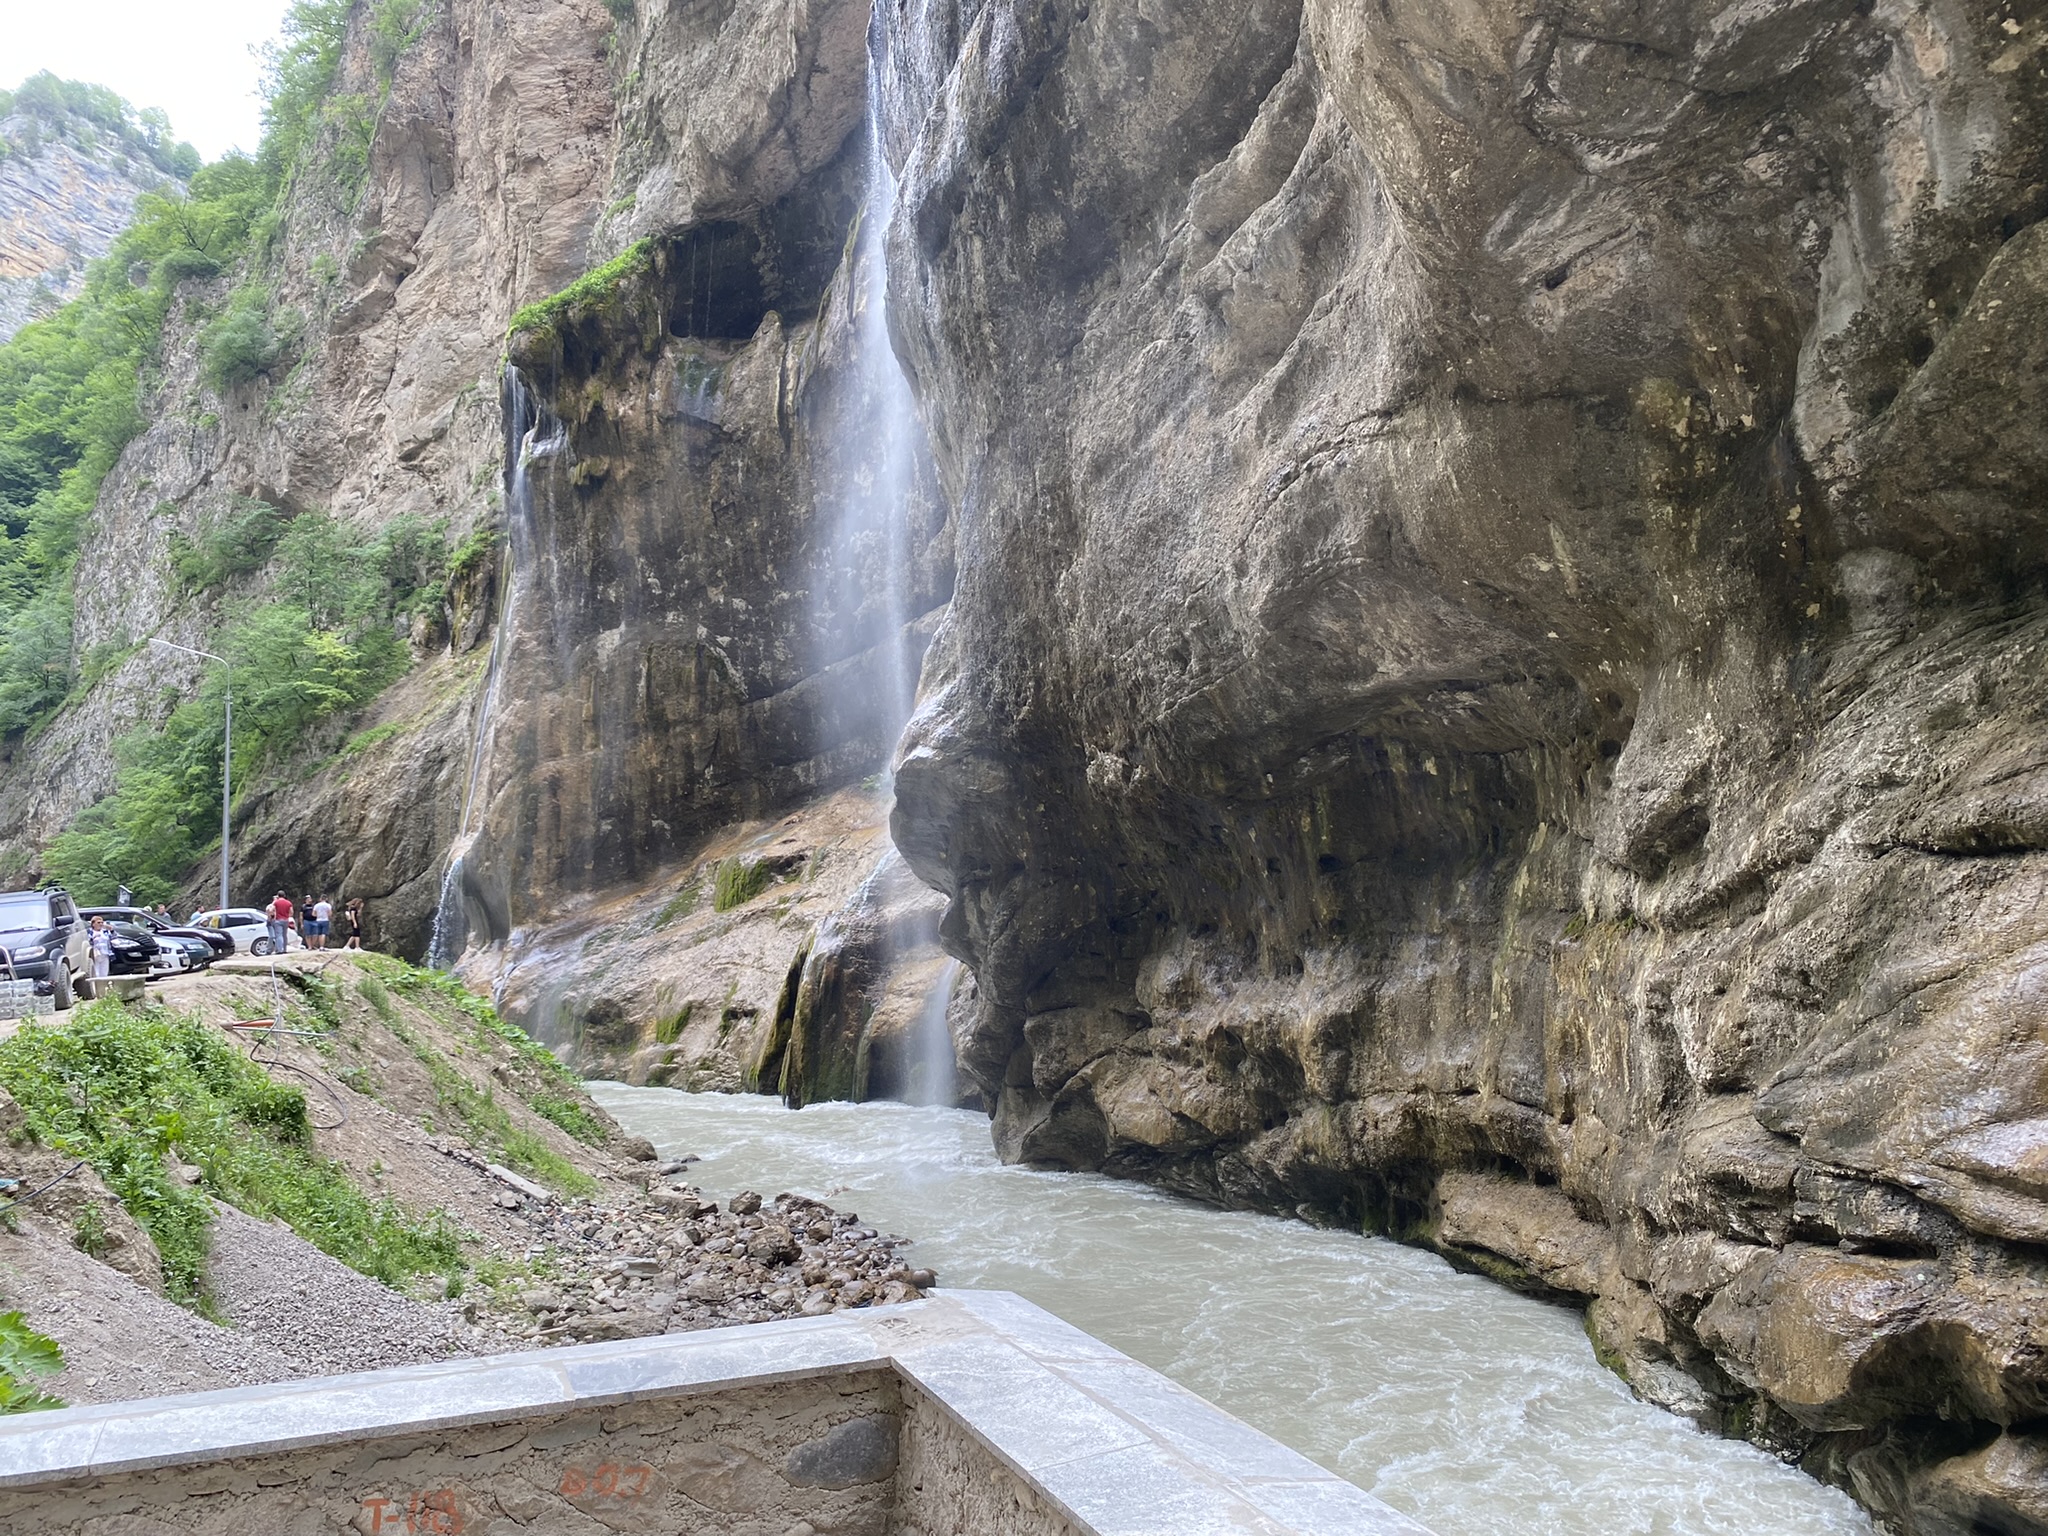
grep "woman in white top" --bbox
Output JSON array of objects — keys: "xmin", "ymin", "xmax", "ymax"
[{"xmin": 88, "ymin": 916, "xmax": 113, "ymax": 990}]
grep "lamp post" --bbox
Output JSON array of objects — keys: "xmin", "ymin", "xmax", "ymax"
[{"xmin": 150, "ymin": 639, "xmax": 231, "ymax": 910}]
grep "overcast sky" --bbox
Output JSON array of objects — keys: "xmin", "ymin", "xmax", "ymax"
[{"xmin": 5, "ymin": 0, "xmax": 295, "ymax": 161}]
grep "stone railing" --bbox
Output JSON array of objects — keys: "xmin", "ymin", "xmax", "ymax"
[{"xmin": 0, "ymin": 1290, "xmax": 1430, "ymax": 1534}]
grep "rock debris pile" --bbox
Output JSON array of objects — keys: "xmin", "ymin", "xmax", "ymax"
[{"xmin": 489, "ymin": 1166, "xmax": 936, "ymax": 1345}]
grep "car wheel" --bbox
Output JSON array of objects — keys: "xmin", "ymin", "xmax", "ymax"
[
  {"xmin": 251, "ymin": 937, "xmax": 275, "ymax": 957},
  {"xmin": 51, "ymin": 965, "xmax": 74, "ymax": 1011}
]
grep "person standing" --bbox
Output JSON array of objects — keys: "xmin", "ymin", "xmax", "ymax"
[
  {"xmin": 344, "ymin": 898, "xmax": 364, "ymax": 951},
  {"xmin": 87, "ymin": 916, "xmax": 113, "ymax": 995},
  {"xmin": 266, "ymin": 892, "xmax": 292, "ymax": 956},
  {"xmin": 309, "ymin": 895, "xmax": 333, "ymax": 950},
  {"xmin": 298, "ymin": 894, "xmax": 314, "ymax": 950}
]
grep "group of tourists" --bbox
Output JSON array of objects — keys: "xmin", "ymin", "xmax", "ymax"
[{"xmin": 264, "ymin": 892, "xmax": 364, "ymax": 954}]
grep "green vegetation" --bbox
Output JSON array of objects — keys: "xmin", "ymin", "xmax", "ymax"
[
  {"xmin": 446, "ymin": 523, "xmax": 503, "ymax": 588},
  {"xmin": 383, "ymin": 1010, "xmax": 597, "ymax": 1197},
  {"xmin": 340, "ymin": 721, "xmax": 406, "ymax": 758},
  {"xmin": 0, "ymin": 1, "xmax": 443, "ymax": 748},
  {"xmin": 168, "ymin": 495, "xmax": 290, "ymax": 593},
  {"xmin": 43, "ymin": 602, "xmax": 407, "ymax": 905},
  {"xmin": 0, "ymin": 1312, "xmax": 65, "ymax": 1415},
  {"xmin": 656, "ymin": 883, "xmax": 700, "ymax": 927},
  {"xmin": 262, "ymin": 0, "xmax": 438, "ymax": 207},
  {"xmin": 1, "ymin": 72, "xmax": 202, "ymax": 178},
  {"xmin": 362, "ymin": 955, "xmax": 609, "ymax": 1155},
  {"xmin": 369, "ymin": 0, "xmax": 440, "ymax": 84},
  {"xmin": 199, "ymin": 283, "xmax": 284, "ymax": 389},
  {"xmin": 0, "ymin": 151, "xmax": 269, "ymax": 734},
  {"xmin": 0, "ymin": 1002, "xmax": 461, "ymax": 1305},
  {"xmin": 50, "ymin": 504, "xmax": 465, "ymax": 904},
  {"xmin": 713, "ymin": 856, "xmax": 773, "ymax": 912},
  {"xmin": 655, "ymin": 1003, "xmax": 693, "ymax": 1046},
  {"xmin": 508, "ymin": 239, "xmax": 655, "ymax": 340}
]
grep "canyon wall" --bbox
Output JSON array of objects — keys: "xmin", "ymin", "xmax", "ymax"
[
  {"xmin": 7, "ymin": 0, "xmax": 2048, "ymax": 1527},
  {"xmin": 878, "ymin": 0, "xmax": 2048, "ymax": 1529},
  {"xmin": 0, "ymin": 93, "xmax": 182, "ymax": 342},
  {"xmin": 0, "ymin": 0, "xmax": 621, "ymax": 952}
]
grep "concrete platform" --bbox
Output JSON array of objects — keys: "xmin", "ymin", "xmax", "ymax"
[{"xmin": 0, "ymin": 1290, "xmax": 1432, "ymax": 1535}]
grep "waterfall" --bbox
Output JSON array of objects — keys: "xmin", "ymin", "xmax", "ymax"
[
  {"xmin": 910, "ymin": 959, "xmax": 961, "ymax": 1106},
  {"xmin": 818, "ymin": 51, "xmax": 921, "ymax": 767},
  {"xmin": 427, "ymin": 367, "xmax": 562, "ymax": 969}
]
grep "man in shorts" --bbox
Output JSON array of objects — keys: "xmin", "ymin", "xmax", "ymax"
[{"xmin": 309, "ymin": 895, "xmax": 333, "ymax": 950}]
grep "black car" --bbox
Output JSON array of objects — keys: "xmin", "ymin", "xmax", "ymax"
[
  {"xmin": 0, "ymin": 887, "xmax": 89, "ymax": 1010},
  {"xmin": 82, "ymin": 907, "xmax": 230, "ymax": 967},
  {"xmin": 102, "ymin": 922, "xmax": 161, "ymax": 978}
]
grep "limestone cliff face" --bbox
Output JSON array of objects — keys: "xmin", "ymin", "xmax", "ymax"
[
  {"xmin": 0, "ymin": 0, "xmax": 619, "ymax": 950},
  {"xmin": 879, "ymin": 0, "xmax": 2048, "ymax": 1527},
  {"xmin": 0, "ymin": 104, "xmax": 178, "ymax": 341},
  {"xmin": 441, "ymin": 0, "xmax": 953, "ymax": 1091}
]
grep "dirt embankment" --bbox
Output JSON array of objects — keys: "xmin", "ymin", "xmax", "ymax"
[{"xmin": 0, "ymin": 951, "xmax": 927, "ymax": 1408}]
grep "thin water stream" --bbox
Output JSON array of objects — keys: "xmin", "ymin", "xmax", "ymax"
[{"xmin": 591, "ymin": 1086, "xmax": 1875, "ymax": 1536}]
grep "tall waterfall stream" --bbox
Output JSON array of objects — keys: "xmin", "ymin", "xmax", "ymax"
[{"xmin": 592, "ymin": 1085, "xmax": 1875, "ymax": 1536}]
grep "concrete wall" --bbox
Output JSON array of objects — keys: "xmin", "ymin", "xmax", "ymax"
[{"xmin": 0, "ymin": 1292, "xmax": 1429, "ymax": 1535}]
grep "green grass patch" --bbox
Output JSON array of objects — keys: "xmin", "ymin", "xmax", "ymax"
[
  {"xmin": 365, "ymin": 955, "xmax": 583, "ymax": 1092},
  {"xmin": 375, "ymin": 1001, "xmax": 597, "ymax": 1197},
  {"xmin": 655, "ymin": 883, "xmax": 700, "ymax": 927},
  {"xmin": 507, "ymin": 238, "xmax": 654, "ymax": 341},
  {"xmin": 340, "ymin": 721, "xmax": 405, "ymax": 757},
  {"xmin": 655, "ymin": 1002, "xmax": 692, "ymax": 1046},
  {"xmin": 0, "ymin": 1002, "xmax": 460, "ymax": 1305},
  {"xmin": 712, "ymin": 857, "xmax": 773, "ymax": 912}
]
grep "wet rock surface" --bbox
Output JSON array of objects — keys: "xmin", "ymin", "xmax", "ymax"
[{"xmin": 876, "ymin": 0, "xmax": 2048, "ymax": 1529}]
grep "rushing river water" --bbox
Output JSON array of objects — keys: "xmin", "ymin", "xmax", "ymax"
[{"xmin": 590, "ymin": 1086, "xmax": 1873, "ymax": 1536}]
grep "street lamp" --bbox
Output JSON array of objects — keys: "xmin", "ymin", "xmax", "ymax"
[{"xmin": 150, "ymin": 639, "xmax": 231, "ymax": 910}]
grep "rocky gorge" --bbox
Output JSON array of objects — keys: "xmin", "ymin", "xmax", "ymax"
[{"xmin": 1, "ymin": 0, "xmax": 2045, "ymax": 1529}]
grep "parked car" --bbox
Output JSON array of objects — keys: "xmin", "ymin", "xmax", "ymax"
[
  {"xmin": 186, "ymin": 907, "xmax": 299, "ymax": 956},
  {"xmin": 0, "ymin": 887, "xmax": 89, "ymax": 1009},
  {"xmin": 149, "ymin": 932, "xmax": 216, "ymax": 975},
  {"xmin": 81, "ymin": 907, "xmax": 231, "ymax": 967},
  {"xmin": 103, "ymin": 922, "xmax": 162, "ymax": 979}
]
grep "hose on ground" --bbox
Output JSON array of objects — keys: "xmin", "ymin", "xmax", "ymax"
[{"xmin": 0, "ymin": 1160, "xmax": 88, "ymax": 1217}]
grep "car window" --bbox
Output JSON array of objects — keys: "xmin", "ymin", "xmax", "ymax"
[{"xmin": 0, "ymin": 894, "xmax": 52, "ymax": 934}]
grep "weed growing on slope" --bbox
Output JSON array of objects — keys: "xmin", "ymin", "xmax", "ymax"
[
  {"xmin": 0, "ymin": 1312, "xmax": 64, "ymax": 1414},
  {"xmin": 361, "ymin": 955, "xmax": 606, "ymax": 1147},
  {"xmin": 0, "ymin": 1002, "xmax": 460, "ymax": 1305},
  {"xmin": 375, "ymin": 1005, "xmax": 597, "ymax": 1197}
]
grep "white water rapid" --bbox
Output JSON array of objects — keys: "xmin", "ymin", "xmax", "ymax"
[{"xmin": 591, "ymin": 1086, "xmax": 1876, "ymax": 1536}]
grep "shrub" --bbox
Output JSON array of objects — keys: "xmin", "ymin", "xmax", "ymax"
[
  {"xmin": 507, "ymin": 239, "xmax": 654, "ymax": 341},
  {"xmin": 169, "ymin": 495, "xmax": 289, "ymax": 593},
  {"xmin": 0, "ymin": 1313, "xmax": 64, "ymax": 1415},
  {"xmin": 43, "ymin": 603, "xmax": 407, "ymax": 905},
  {"xmin": 199, "ymin": 285, "xmax": 281, "ymax": 390},
  {"xmin": 370, "ymin": 0, "xmax": 439, "ymax": 84},
  {"xmin": 0, "ymin": 1002, "xmax": 460, "ymax": 1303}
]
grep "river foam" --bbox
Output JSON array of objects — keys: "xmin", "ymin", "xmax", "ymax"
[{"xmin": 590, "ymin": 1086, "xmax": 1874, "ymax": 1536}]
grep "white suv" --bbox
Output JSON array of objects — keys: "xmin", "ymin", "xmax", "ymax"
[{"xmin": 187, "ymin": 907, "xmax": 301, "ymax": 956}]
